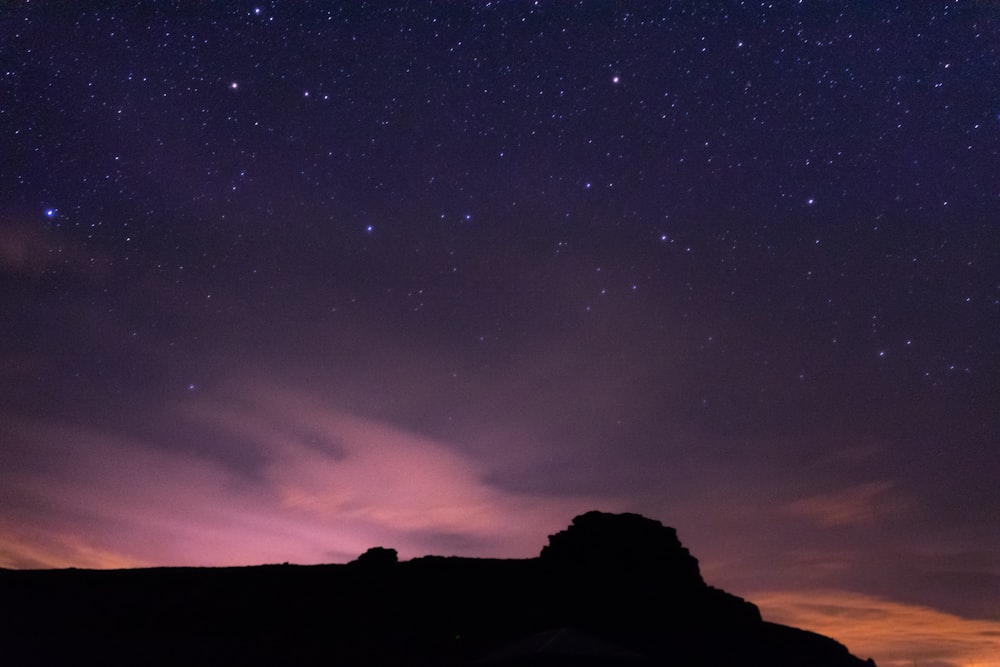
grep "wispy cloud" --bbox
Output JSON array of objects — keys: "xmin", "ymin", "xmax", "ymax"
[
  {"xmin": 753, "ymin": 589, "xmax": 1000, "ymax": 667},
  {"xmin": 0, "ymin": 380, "xmax": 607, "ymax": 569},
  {"xmin": 784, "ymin": 481, "xmax": 910, "ymax": 527}
]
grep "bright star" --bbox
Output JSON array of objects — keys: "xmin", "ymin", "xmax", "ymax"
[{"xmin": 45, "ymin": 208, "xmax": 56, "ymax": 218}]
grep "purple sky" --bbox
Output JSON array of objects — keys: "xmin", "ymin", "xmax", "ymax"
[{"xmin": 1, "ymin": 4, "xmax": 998, "ymax": 666}]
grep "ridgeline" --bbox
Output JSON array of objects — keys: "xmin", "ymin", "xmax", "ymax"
[{"xmin": 0, "ymin": 511, "xmax": 876, "ymax": 667}]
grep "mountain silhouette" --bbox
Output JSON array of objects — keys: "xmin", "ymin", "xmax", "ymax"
[{"xmin": 0, "ymin": 510, "xmax": 876, "ymax": 667}]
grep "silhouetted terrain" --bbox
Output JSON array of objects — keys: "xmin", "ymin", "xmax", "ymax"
[{"xmin": 0, "ymin": 511, "xmax": 876, "ymax": 667}]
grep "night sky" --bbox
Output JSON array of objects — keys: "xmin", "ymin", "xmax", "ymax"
[{"xmin": 2, "ymin": 3, "xmax": 999, "ymax": 666}]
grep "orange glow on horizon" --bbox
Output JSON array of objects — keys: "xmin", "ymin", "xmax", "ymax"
[{"xmin": 753, "ymin": 589, "xmax": 1000, "ymax": 667}]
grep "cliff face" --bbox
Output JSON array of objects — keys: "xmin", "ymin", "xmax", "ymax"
[{"xmin": 0, "ymin": 511, "xmax": 874, "ymax": 667}]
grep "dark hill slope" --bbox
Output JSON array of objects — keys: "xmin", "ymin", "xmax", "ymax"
[{"xmin": 0, "ymin": 511, "xmax": 875, "ymax": 667}]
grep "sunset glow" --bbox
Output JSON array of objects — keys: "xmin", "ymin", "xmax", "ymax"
[{"xmin": 755, "ymin": 591, "xmax": 1000, "ymax": 667}]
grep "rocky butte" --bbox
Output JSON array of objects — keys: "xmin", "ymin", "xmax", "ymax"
[{"xmin": 0, "ymin": 511, "xmax": 876, "ymax": 666}]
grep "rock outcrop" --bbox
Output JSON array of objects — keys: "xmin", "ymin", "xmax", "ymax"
[{"xmin": 541, "ymin": 510, "xmax": 704, "ymax": 582}]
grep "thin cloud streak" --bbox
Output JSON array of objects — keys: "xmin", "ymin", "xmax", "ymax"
[{"xmin": 783, "ymin": 481, "xmax": 912, "ymax": 527}]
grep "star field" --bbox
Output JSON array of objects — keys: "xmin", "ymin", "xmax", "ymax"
[{"xmin": 1, "ymin": 4, "xmax": 998, "ymax": 666}]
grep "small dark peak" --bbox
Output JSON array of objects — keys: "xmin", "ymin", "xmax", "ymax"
[
  {"xmin": 350, "ymin": 546, "xmax": 398, "ymax": 567},
  {"xmin": 540, "ymin": 511, "xmax": 703, "ymax": 585}
]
